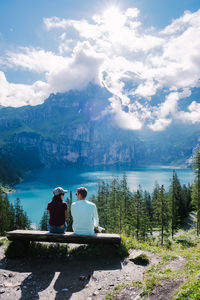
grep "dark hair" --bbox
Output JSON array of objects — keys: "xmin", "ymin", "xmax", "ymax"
[
  {"xmin": 77, "ymin": 187, "xmax": 87, "ymax": 199},
  {"xmin": 52, "ymin": 194, "xmax": 64, "ymax": 205}
]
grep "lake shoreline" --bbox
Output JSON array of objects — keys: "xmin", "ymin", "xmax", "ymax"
[{"xmin": 8, "ymin": 165, "xmax": 194, "ymax": 224}]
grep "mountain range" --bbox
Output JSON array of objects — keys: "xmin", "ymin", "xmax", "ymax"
[{"xmin": 0, "ymin": 83, "xmax": 199, "ymax": 185}]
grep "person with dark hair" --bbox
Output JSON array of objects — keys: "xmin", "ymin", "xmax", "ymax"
[
  {"xmin": 71, "ymin": 186, "xmax": 100, "ymax": 235},
  {"xmin": 47, "ymin": 187, "xmax": 68, "ymax": 233}
]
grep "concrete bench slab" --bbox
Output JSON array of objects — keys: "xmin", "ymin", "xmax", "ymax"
[{"xmin": 7, "ymin": 230, "xmax": 121, "ymax": 245}]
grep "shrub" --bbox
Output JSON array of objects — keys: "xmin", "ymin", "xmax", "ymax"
[
  {"xmin": 130, "ymin": 253, "xmax": 150, "ymax": 266},
  {"xmin": 173, "ymin": 277, "xmax": 200, "ymax": 299}
]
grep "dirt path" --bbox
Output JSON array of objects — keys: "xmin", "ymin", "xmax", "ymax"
[
  {"xmin": 0, "ymin": 243, "xmax": 160, "ymax": 300},
  {"xmin": 0, "ymin": 212, "xmax": 194, "ymax": 300},
  {"xmin": 174, "ymin": 212, "xmax": 196, "ymax": 238}
]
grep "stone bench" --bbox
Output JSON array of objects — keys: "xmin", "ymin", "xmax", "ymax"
[{"xmin": 7, "ymin": 230, "xmax": 121, "ymax": 246}]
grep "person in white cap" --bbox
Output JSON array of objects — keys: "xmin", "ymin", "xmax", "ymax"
[{"xmin": 47, "ymin": 187, "xmax": 68, "ymax": 233}]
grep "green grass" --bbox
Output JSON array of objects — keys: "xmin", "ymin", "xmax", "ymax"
[
  {"xmin": 5, "ymin": 240, "xmax": 129, "ymax": 260},
  {"xmin": 5, "ymin": 240, "xmax": 69, "ymax": 259},
  {"xmin": 4, "ymin": 229, "xmax": 200, "ymax": 299},
  {"xmin": 105, "ymin": 281, "xmax": 142, "ymax": 300},
  {"xmin": 69, "ymin": 243, "xmax": 127, "ymax": 258},
  {"xmin": 173, "ymin": 276, "xmax": 200, "ymax": 299},
  {"xmin": 138, "ymin": 229, "xmax": 200, "ymax": 298},
  {"xmin": 0, "ymin": 239, "xmax": 5, "ymax": 246},
  {"xmin": 105, "ymin": 229, "xmax": 200, "ymax": 299}
]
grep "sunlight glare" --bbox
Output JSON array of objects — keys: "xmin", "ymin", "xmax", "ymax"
[{"xmin": 102, "ymin": 6, "xmax": 125, "ymax": 32}]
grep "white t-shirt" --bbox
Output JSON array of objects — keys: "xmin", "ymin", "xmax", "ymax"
[{"xmin": 71, "ymin": 200, "xmax": 99, "ymax": 235}]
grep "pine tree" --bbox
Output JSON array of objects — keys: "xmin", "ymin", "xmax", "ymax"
[
  {"xmin": 94, "ymin": 181, "xmax": 108, "ymax": 229},
  {"xmin": 152, "ymin": 181, "xmax": 160, "ymax": 229},
  {"xmin": 144, "ymin": 190, "xmax": 153, "ymax": 235},
  {"xmin": 66, "ymin": 190, "xmax": 73, "ymax": 231},
  {"xmin": 131, "ymin": 187, "xmax": 149, "ymax": 240},
  {"xmin": 125, "ymin": 192, "xmax": 133, "ymax": 235},
  {"xmin": 120, "ymin": 174, "xmax": 129, "ymax": 232},
  {"xmin": 155, "ymin": 185, "xmax": 169, "ymax": 245},
  {"xmin": 169, "ymin": 170, "xmax": 182, "ymax": 238},
  {"xmin": 8, "ymin": 203, "xmax": 15, "ymax": 231},
  {"xmin": 40, "ymin": 211, "xmax": 49, "ymax": 230},
  {"xmin": 14, "ymin": 198, "xmax": 30, "ymax": 229},
  {"xmin": 0, "ymin": 193, "xmax": 30, "ymax": 234},
  {"xmin": 0, "ymin": 192, "xmax": 10, "ymax": 234},
  {"xmin": 192, "ymin": 146, "xmax": 200, "ymax": 235},
  {"xmin": 107, "ymin": 178, "xmax": 119, "ymax": 232},
  {"xmin": 181, "ymin": 183, "xmax": 192, "ymax": 219}
]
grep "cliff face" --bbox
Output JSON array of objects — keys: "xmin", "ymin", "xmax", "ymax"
[
  {"xmin": 11, "ymin": 124, "xmax": 136, "ymax": 166},
  {"xmin": 0, "ymin": 83, "xmax": 136, "ymax": 167},
  {"xmin": 0, "ymin": 83, "xmax": 199, "ymax": 171}
]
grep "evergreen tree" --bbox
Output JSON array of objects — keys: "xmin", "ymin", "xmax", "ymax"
[
  {"xmin": 66, "ymin": 190, "xmax": 73, "ymax": 231},
  {"xmin": 0, "ymin": 193, "xmax": 30, "ymax": 234},
  {"xmin": 8, "ymin": 203, "xmax": 15, "ymax": 231},
  {"xmin": 132, "ymin": 187, "xmax": 150, "ymax": 240},
  {"xmin": 169, "ymin": 170, "xmax": 182, "ymax": 238},
  {"xmin": 144, "ymin": 190, "xmax": 153, "ymax": 235},
  {"xmin": 152, "ymin": 181, "xmax": 160, "ymax": 228},
  {"xmin": 126, "ymin": 191, "xmax": 136, "ymax": 235},
  {"xmin": 93, "ymin": 176, "xmax": 132, "ymax": 235},
  {"xmin": 94, "ymin": 181, "xmax": 108, "ymax": 229},
  {"xmin": 40, "ymin": 211, "xmax": 49, "ymax": 230},
  {"xmin": 92, "ymin": 173, "xmax": 192, "ymax": 240},
  {"xmin": 192, "ymin": 146, "xmax": 200, "ymax": 235},
  {"xmin": 107, "ymin": 178, "xmax": 119, "ymax": 232},
  {"xmin": 120, "ymin": 174, "xmax": 129, "ymax": 232},
  {"xmin": 14, "ymin": 198, "xmax": 30, "ymax": 229},
  {"xmin": 0, "ymin": 192, "xmax": 10, "ymax": 234},
  {"xmin": 181, "ymin": 183, "xmax": 192, "ymax": 218},
  {"xmin": 155, "ymin": 185, "xmax": 169, "ymax": 245}
]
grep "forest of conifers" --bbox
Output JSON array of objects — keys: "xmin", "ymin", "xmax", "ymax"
[{"xmin": 1, "ymin": 147, "xmax": 200, "ymax": 245}]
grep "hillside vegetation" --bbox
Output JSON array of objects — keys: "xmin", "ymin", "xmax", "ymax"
[
  {"xmin": 105, "ymin": 227, "xmax": 200, "ymax": 299},
  {"xmin": 0, "ymin": 83, "xmax": 199, "ymax": 187}
]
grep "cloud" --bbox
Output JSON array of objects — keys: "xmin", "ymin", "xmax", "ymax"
[
  {"xmin": 177, "ymin": 101, "xmax": 200, "ymax": 124},
  {"xmin": 0, "ymin": 71, "xmax": 49, "ymax": 107},
  {"xmin": 0, "ymin": 7, "xmax": 200, "ymax": 130},
  {"xmin": 148, "ymin": 118, "xmax": 172, "ymax": 131},
  {"xmin": 46, "ymin": 42, "xmax": 105, "ymax": 93},
  {"xmin": 5, "ymin": 47, "xmax": 67, "ymax": 73},
  {"xmin": 3, "ymin": 43, "xmax": 104, "ymax": 101}
]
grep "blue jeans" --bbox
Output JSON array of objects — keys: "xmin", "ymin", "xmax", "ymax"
[{"xmin": 48, "ymin": 222, "xmax": 67, "ymax": 234}]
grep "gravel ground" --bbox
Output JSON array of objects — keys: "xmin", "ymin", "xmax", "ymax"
[{"xmin": 0, "ymin": 243, "xmax": 160, "ymax": 300}]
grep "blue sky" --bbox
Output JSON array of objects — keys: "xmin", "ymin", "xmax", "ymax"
[
  {"xmin": 0, "ymin": 0, "xmax": 200, "ymax": 131},
  {"xmin": 1, "ymin": 0, "xmax": 200, "ymax": 73}
]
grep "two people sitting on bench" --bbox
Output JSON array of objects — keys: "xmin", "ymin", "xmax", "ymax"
[{"xmin": 47, "ymin": 186, "xmax": 105, "ymax": 235}]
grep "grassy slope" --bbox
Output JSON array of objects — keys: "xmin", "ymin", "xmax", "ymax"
[
  {"xmin": 106, "ymin": 228, "xmax": 200, "ymax": 299},
  {"xmin": 3, "ymin": 223, "xmax": 200, "ymax": 299}
]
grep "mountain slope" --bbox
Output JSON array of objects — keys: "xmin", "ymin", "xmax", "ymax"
[{"xmin": 0, "ymin": 83, "xmax": 199, "ymax": 184}]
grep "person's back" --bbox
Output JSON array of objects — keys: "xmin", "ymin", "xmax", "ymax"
[
  {"xmin": 48, "ymin": 200, "xmax": 67, "ymax": 226},
  {"xmin": 47, "ymin": 187, "xmax": 68, "ymax": 234},
  {"xmin": 71, "ymin": 187, "xmax": 99, "ymax": 235}
]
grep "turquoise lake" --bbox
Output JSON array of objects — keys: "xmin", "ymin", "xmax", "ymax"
[{"xmin": 8, "ymin": 166, "xmax": 195, "ymax": 224}]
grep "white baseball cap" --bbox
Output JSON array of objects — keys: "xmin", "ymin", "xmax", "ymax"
[{"xmin": 53, "ymin": 187, "xmax": 68, "ymax": 196}]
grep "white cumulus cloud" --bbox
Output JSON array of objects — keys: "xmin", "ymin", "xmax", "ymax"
[{"xmin": 0, "ymin": 6, "xmax": 200, "ymax": 130}]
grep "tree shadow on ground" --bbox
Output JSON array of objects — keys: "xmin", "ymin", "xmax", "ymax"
[{"xmin": 0, "ymin": 244, "xmax": 122, "ymax": 299}]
